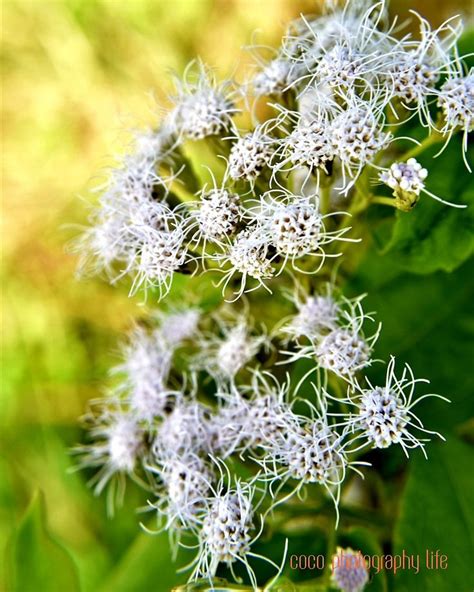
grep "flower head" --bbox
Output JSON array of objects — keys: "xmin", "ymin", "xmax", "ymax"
[
  {"xmin": 228, "ymin": 129, "xmax": 273, "ymax": 182},
  {"xmin": 217, "ymin": 325, "xmax": 261, "ymax": 378},
  {"xmin": 390, "ymin": 51, "xmax": 440, "ymax": 105},
  {"xmin": 331, "ymin": 547, "xmax": 369, "ymax": 592},
  {"xmin": 114, "ymin": 326, "xmax": 174, "ymax": 422},
  {"xmin": 268, "ymin": 199, "xmax": 323, "ymax": 257},
  {"xmin": 283, "ymin": 287, "xmax": 340, "ymax": 342},
  {"xmin": 317, "ymin": 328, "xmax": 371, "ymax": 377},
  {"xmin": 158, "ymin": 308, "xmax": 201, "ymax": 347},
  {"xmin": 228, "ymin": 229, "xmax": 274, "ymax": 278},
  {"xmin": 246, "ymin": 193, "xmax": 354, "ymax": 275},
  {"xmin": 153, "ymin": 400, "xmax": 213, "ymax": 461},
  {"xmin": 191, "ymin": 478, "xmax": 260, "ymax": 586},
  {"xmin": 150, "ymin": 453, "xmax": 213, "ymax": 534},
  {"xmin": 130, "ymin": 222, "xmax": 188, "ymax": 299},
  {"xmin": 75, "ymin": 143, "xmax": 176, "ymax": 279},
  {"xmin": 212, "ymin": 227, "xmax": 275, "ymax": 299},
  {"xmin": 344, "ymin": 357, "xmax": 448, "ymax": 456},
  {"xmin": 256, "ymin": 395, "xmax": 349, "ymax": 519},
  {"xmin": 74, "ymin": 404, "xmax": 143, "ymax": 513},
  {"xmin": 191, "ymin": 188, "xmax": 242, "ymax": 245},
  {"xmin": 195, "ymin": 317, "xmax": 266, "ymax": 381},
  {"xmin": 438, "ymin": 74, "xmax": 474, "ymax": 134},
  {"xmin": 170, "ymin": 62, "xmax": 236, "ymax": 140},
  {"xmin": 331, "ymin": 103, "xmax": 390, "ymax": 188},
  {"xmin": 253, "ymin": 58, "xmax": 292, "ymax": 96},
  {"xmin": 282, "ymin": 114, "xmax": 335, "ymax": 173},
  {"xmin": 282, "ymin": 291, "xmax": 379, "ymax": 380},
  {"xmin": 278, "ymin": 418, "xmax": 346, "ymax": 487}
]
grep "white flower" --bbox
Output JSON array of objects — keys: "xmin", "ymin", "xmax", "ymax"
[
  {"xmin": 126, "ymin": 126, "xmax": 176, "ymax": 169},
  {"xmin": 170, "ymin": 61, "xmax": 236, "ymax": 140},
  {"xmin": 75, "ymin": 215, "xmax": 128, "ymax": 276},
  {"xmin": 438, "ymin": 74, "xmax": 474, "ymax": 133},
  {"xmin": 270, "ymin": 200, "xmax": 322, "ymax": 256},
  {"xmin": 256, "ymin": 397, "xmax": 351, "ymax": 520},
  {"xmin": 224, "ymin": 372, "xmax": 294, "ymax": 452},
  {"xmin": 201, "ymin": 488, "xmax": 253, "ymax": 562},
  {"xmin": 282, "ymin": 1, "xmax": 393, "ymax": 95},
  {"xmin": 209, "ymin": 393, "xmax": 250, "ymax": 457},
  {"xmin": 282, "ymin": 292, "xmax": 380, "ymax": 379},
  {"xmin": 283, "ymin": 289, "xmax": 340, "ymax": 342},
  {"xmin": 107, "ymin": 415, "xmax": 143, "ymax": 473},
  {"xmin": 316, "ymin": 44, "xmax": 365, "ymax": 89},
  {"xmin": 114, "ymin": 326, "xmax": 174, "ymax": 422},
  {"xmin": 317, "ymin": 328, "xmax": 371, "ymax": 377},
  {"xmin": 331, "ymin": 547, "xmax": 369, "ymax": 592},
  {"xmin": 390, "ymin": 51, "xmax": 440, "ymax": 104},
  {"xmin": 150, "ymin": 453, "xmax": 213, "ymax": 533},
  {"xmin": 344, "ymin": 357, "xmax": 449, "ymax": 456},
  {"xmin": 228, "ymin": 229, "xmax": 274, "ymax": 278},
  {"xmin": 281, "ymin": 419, "xmax": 346, "ymax": 487},
  {"xmin": 195, "ymin": 318, "xmax": 266, "ymax": 381},
  {"xmin": 130, "ymin": 223, "xmax": 188, "ymax": 299},
  {"xmin": 217, "ymin": 324, "xmax": 261, "ymax": 378},
  {"xmin": 190, "ymin": 479, "xmax": 261, "ymax": 587},
  {"xmin": 331, "ymin": 104, "xmax": 390, "ymax": 187},
  {"xmin": 228, "ymin": 129, "xmax": 273, "ymax": 181},
  {"xmin": 191, "ymin": 188, "xmax": 241, "ymax": 244},
  {"xmin": 253, "ymin": 58, "xmax": 292, "ymax": 96},
  {"xmin": 247, "ymin": 193, "xmax": 355, "ymax": 274},
  {"xmin": 75, "ymin": 151, "xmax": 174, "ymax": 278},
  {"xmin": 358, "ymin": 386, "xmax": 410, "ymax": 449},
  {"xmin": 158, "ymin": 308, "xmax": 201, "ymax": 347},
  {"xmin": 153, "ymin": 400, "xmax": 213, "ymax": 460},
  {"xmin": 245, "ymin": 391, "xmax": 291, "ymax": 449},
  {"xmin": 76, "ymin": 152, "xmax": 187, "ymax": 296},
  {"xmin": 213, "ymin": 227, "xmax": 275, "ymax": 299},
  {"xmin": 74, "ymin": 404, "xmax": 143, "ymax": 512},
  {"xmin": 387, "ymin": 12, "xmax": 462, "ymax": 124},
  {"xmin": 436, "ymin": 72, "xmax": 474, "ymax": 172},
  {"xmin": 379, "ymin": 157, "xmax": 464, "ymax": 209},
  {"xmin": 282, "ymin": 114, "xmax": 334, "ymax": 173}
]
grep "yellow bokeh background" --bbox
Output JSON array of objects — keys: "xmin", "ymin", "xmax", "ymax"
[{"xmin": 1, "ymin": 0, "xmax": 472, "ymax": 589}]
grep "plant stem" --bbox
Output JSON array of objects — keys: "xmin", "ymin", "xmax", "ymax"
[
  {"xmin": 372, "ymin": 196, "xmax": 398, "ymax": 208},
  {"xmin": 320, "ymin": 184, "xmax": 331, "ymax": 215},
  {"xmin": 400, "ymin": 131, "xmax": 443, "ymax": 161}
]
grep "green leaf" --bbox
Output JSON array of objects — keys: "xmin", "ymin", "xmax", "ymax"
[
  {"xmin": 458, "ymin": 30, "xmax": 474, "ymax": 70},
  {"xmin": 350, "ymin": 258, "xmax": 474, "ymax": 433},
  {"xmin": 6, "ymin": 490, "xmax": 80, "ymax": 592},
  {"xmin": 99, "ymin": 527, "xmax": 194, "ymax": 592},
  {"xmin": 394, "ymin": 437, "xmax": 474, "ymax": 591},
  {"xmin": 174, "ymin": 578, "xmax": 257, "ymax": 591},
  {"xmin": 375, "ymin": 138, "xmax": 474, "ymax": 274},
  {"xmin": 267, "ymin": 577, "xmax": 328, "ymax": 591}
]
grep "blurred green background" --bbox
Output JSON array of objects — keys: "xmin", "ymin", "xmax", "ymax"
[{"xmin": 2, "ymin": 1, "xmax": 473, "ymax": 591}]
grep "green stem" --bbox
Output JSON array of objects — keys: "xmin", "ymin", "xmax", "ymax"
[
  {"xmin": 323, "ymin": 515, "xmax": 337, "ymax": 585},
  {"xmin": 320, "ymin": 184, "xmax": 332, "ymax": 215},
  {"xmin": 400, "ymin": 131, "xmax": 443, "ymax": 161},
  {"xmin": 372, "ymin": 196, "xmax": 398, "ymax": 208}
]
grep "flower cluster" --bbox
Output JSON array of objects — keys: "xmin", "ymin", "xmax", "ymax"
[
  {"xmin": 75, "ymin": 0, "xmax": 469, "ymax": 302},
  {"xmin": 76, "ymin": 288, "xmax": 445, "ymax": 585},
  {"xmin": 74, "ymin": 1, "xmax": 470, "ymax": 589}
]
